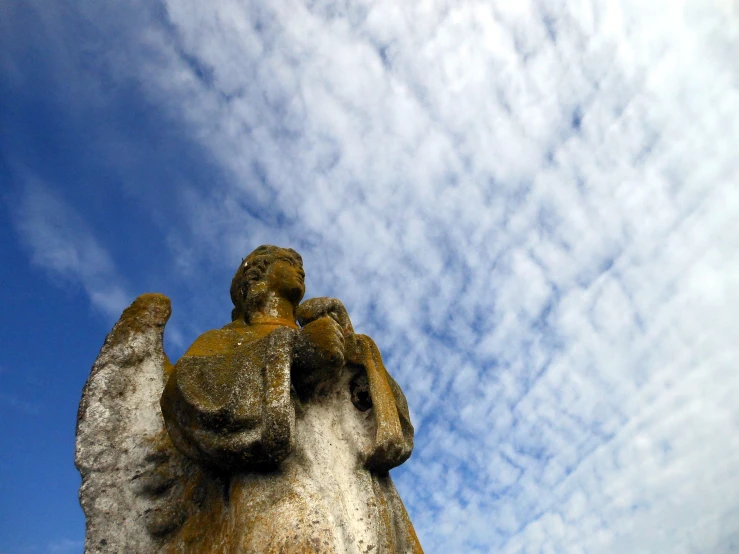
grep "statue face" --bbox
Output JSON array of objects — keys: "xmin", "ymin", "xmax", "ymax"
[
  {"xmin": 263, "ymin": 258, "xmax": 306, "ymax": 305},
  {"xmin": 233, "ymin": 246, "xmax": 306, "ymax": 321}
]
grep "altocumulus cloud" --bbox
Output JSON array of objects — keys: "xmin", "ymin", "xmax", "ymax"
[{"xmin": 5, "ymin": 0, "xmax": 739, "ymax": 552}]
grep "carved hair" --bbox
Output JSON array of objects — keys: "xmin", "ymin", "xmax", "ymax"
[{"xmin": 230, "ymin": 245, "xmax": 303, "ymax": 322}]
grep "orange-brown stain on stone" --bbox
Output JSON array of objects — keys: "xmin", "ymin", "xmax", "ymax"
[{"xmin": 113, "ymin": 293, "xmax": 171, "ymax": 341}]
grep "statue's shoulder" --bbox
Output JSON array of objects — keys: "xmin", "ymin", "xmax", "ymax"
[
  {"xmin": 182, "ymin": 321, "xmax": 297, "ymax": 359},
  {"xmin": 181, "ymin": 323, "xmax": 247, "ymax": 357}
]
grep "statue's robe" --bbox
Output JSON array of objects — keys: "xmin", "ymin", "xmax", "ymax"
[{"xmin": 161, "ymin": 321, "xmax": 422, "ymax": 554}]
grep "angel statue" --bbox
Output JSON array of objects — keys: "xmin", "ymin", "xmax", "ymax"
[{"xmin": 75, "ymin": 245, "xmax": 423, "ymax": 553}]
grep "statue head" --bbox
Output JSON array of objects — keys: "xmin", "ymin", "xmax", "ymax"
[{"xmin": 230, "ymin": 245, "xmax": 305, "ymax": 322}]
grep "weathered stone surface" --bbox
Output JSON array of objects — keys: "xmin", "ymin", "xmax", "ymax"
[
  {"xmin": 76, "ymin": 246, "xmax": 423, "ymax": 553},
  {"xmin": 75, "ymin": 293, "xmax": 173, "ymax": 553}
]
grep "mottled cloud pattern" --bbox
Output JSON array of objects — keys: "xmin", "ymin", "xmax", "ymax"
[{"xmin": 8, "ymin": 0, "xmax": 739, "ymax": 552}]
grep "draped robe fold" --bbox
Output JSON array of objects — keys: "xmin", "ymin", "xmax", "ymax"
[{"xmin": 160, "ymin": 321, "xmax": 423, "ymax": 554}]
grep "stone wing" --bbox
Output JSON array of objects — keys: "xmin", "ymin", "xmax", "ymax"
[{"xmin": 75, "ymin": 294, "xmax": 181, "ymax": 553}]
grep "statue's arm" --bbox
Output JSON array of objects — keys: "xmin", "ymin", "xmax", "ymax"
[
  {"xmin": 356, "ymin": 334, "xmax": 414, "ymax": 473},
  {"xmin": 385, "ymin": 370, "xmax": 415, "ymax": 455},
  {"xmin": 161, "ymin": 326, "xmax": 297, "ymax": 471},
  {"xmin": 296, "ymin": 297, "xmax": 415, "ymax": 472}
]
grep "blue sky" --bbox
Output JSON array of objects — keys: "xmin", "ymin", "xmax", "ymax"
[{"xmin": 1, "ymin": 0, "xmax": 738, "ymax": 552}]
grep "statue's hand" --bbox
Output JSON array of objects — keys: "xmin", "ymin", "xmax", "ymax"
[
  {"xmin": 297, "ymin": 297, "xmax": 361, "ymax": 362},
  {"xmin": 295, "ymin": 316, "xmax": 346, "ymax": 371},
  {"xmin": 297, "ymin": 298, "xmax": 354, "ymax": 339},
  {"xmin": 292, "ymin": 316, "xmax": 346, "ymax": 399}
]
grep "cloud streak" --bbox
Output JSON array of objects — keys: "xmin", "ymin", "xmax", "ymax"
[
  {"xmin": 129, "ymin": 1, "xmax": 739, "ymax": 551},
  {"xmin": 9, "ymin": 178, "xmax": 130, "ymax": 320},
  {"xmin": 2, "ymin": 0, "xmax": 738, "ymax": 551}
]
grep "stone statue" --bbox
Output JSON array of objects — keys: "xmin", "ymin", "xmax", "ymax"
[{"xmin": 75, "ymin": 245, "xmax": 423, "ymax": 553}]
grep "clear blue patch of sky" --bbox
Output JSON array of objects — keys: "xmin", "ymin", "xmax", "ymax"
[{"xmin": 0, "ymin": 3, "xmax": 251, "ymax": 550}]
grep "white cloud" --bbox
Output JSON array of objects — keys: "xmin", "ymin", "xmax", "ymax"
[
  {"xmin": 9, "ymin": 178, "xmax": 131, "ymax": 320},
  {"xmin": 12, "ymin": 0, "xmax": 739, "ymax": 551},
  {"xmin": 46, "ymin": 539, "xmax": 83, "ymax": 554}
]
